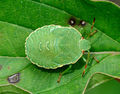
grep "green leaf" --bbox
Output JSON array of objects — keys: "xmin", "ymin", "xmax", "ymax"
[
  {"xmin": 0, "ymin": 21, "xmax": 32, "ymax": 57},
  {"xmin": 0, "ymin": 0, "xmax": 120, "ymax": 94},
  {"xmin": 84, "ymin": 72, "xmax": 120, "ymax": 94},
  {"xmin": 85, "ymin": 76, "xmax": 120, "ymax": 94},
  {"xmin": 0, "ymin": 54, "xmax": 120, "ymax": 94},
  {"xmin": 0, "ymin": 84, "xmax": 30, "ymax": 94},
  {"xmin": 0, "ymin": 56, "xmax": 30, "ymax": 78},
  {"xmin": 85, "ymin": 73, "xmax": 113, "ymax": 92}
]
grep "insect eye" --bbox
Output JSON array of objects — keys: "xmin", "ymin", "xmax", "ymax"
[
  {"xmin": 80, "ymin": 20, "xmax": 86, "ymax": 26},
  {"xmin": 68, "ymin": 17, "xmax": 76, "ymax": 26}
]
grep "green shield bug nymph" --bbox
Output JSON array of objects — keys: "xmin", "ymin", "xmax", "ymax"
[
  {"xmin": 25, "ymin": 25, "xmax": 90, "ymax": 69},
  {"xmin": 25, "ymin": 19, "xmax": 97, "ymax": 83}
]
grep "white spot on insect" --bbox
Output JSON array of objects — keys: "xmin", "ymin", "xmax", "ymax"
[
  {"xmin": 50, "ymin": 26, "xmax": 61, "ymax": 32},
  {"xmin": 80, "ymin": 20, "xmax": 86, "ymax": 26},
  {"xmin": 39, "ymin": 42, "xmax": 42, "ymax": 51},
  {"xmin": 68, "ymin": 17, "xmax": 76, "ymax": 26},
  {"xmin": 8, "ymin": 73, "xmax": 20, "ymax": 83},
  {"xmin": 50, "ymin": 27, "xmax": 55, "ymax": 32},
  {"xmin": 82, "ymin": 21, "xmax": 86, "ymax": 25},
  {"xmin": 70, "ymin": 20, "xmax": 74, "ymax": 24}
]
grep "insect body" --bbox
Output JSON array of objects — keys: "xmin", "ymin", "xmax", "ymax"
[
  {"xmin": 25, "ymin": 18, "xmax": 98, "ymax": 83},
  {"xmin": 25, "ymin": 25, "xmax": 90, "ymax": 69}
]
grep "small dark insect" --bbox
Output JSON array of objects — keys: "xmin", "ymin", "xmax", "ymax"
[
  {"xmin": 68, "ymin": 17, "xmax": 76, "ymax": 26},
  {"xmin": 7, "ymin": 73, "xmax": 20, "ymax": 83},
  {"xmin": 79, "ymin": 20, "xmax": 86, "ymax": 26}
]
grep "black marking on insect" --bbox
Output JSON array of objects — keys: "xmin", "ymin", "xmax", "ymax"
[
  {"xmin": 68, "ymin": 17, "xmax": 76, "ymax": 26},
  {"xmin": 7, "ymin": 73, "xmax": 20, "ymax": 83},
  {"xmin": 79, "ymin": 20, "xmax": 86, "ymax": 26},
  {"xmin": 0, "ymin": 65, "xmax": 2, "ymax": 70}
]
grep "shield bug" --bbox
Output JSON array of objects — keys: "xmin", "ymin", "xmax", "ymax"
[{"xmin": 25, "ymin": 18, "xmax": 98, "ymax": 83}]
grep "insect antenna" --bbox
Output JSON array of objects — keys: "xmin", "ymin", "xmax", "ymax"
[
  {"xmin": 90, "ymin": 17, "xmax": 95, "ymax": 33},
  {"xmin": 87, "ymin": 17, "xmax": 97, "ymax": 39}
]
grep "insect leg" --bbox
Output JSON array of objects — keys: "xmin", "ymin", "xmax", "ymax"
[
  {"xmin": 82, "ymin": 50, "xmax": 90, "ymax": 77},
  {"xmin": 88, "ymin": 30, "xmax": 98, "ymax": 38},
  {"xmin": 57, "ymin": 65, "xmax": 72, "ymax": 83},
  {"xmin": 81, "ymin": 51, "xmax": 100, "ymax": 77},
  {"xmin": 93, "ymin": 55, "xmax": 99, "ymax": 63}
]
